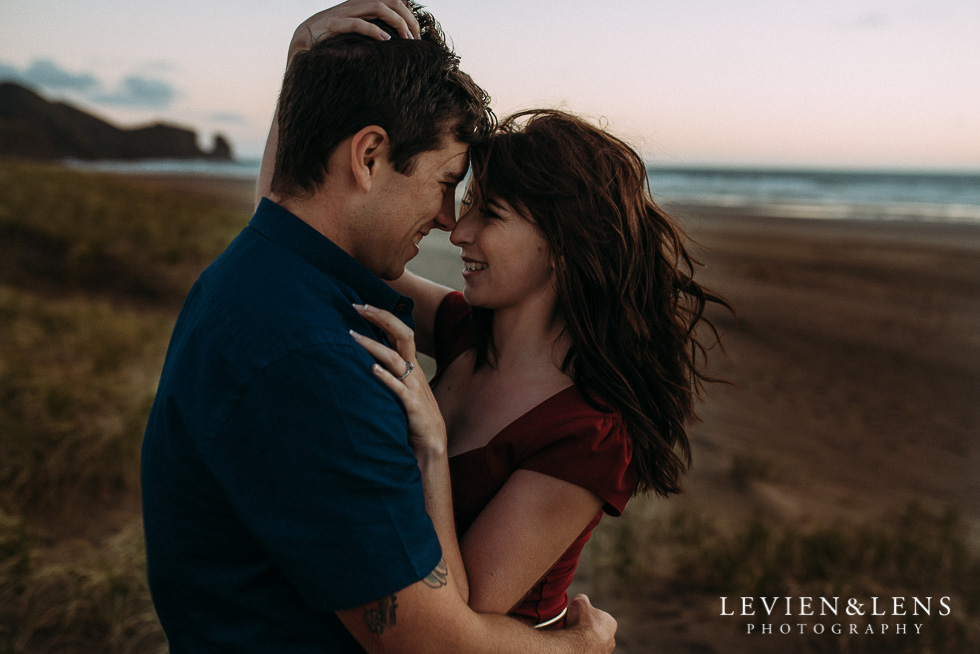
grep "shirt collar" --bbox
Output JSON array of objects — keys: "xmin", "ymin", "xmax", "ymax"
[{"xmin": 249, "ymin": 198, "xmax": 414, "ymax": 321}]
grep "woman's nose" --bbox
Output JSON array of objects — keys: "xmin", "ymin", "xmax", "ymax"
[{"xmin": 450, "ymin": 207, "xmax": 476, "ymax": 246}]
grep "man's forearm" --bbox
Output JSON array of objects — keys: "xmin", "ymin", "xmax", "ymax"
[
  {"xmin": 339, "ymin": 577, "xmax": 615, "ymax": 654},
  {"xmin": 470, "ymin": 610, "xmax": 597, "ymax": 654}
]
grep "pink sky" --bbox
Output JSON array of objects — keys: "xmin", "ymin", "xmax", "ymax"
[{"xmin": 2, "ymin": 0, "xmax": 978, "ymax": 169}]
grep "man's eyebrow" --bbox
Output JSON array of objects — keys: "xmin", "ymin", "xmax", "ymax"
[{"xmin": 442, "ymin": 169, "xmax": 467, "ymax": 183}]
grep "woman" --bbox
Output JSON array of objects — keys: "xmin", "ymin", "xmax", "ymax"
[
  {"xmin": 352, "ymin": 108, "xmax": 731, "ymax": 627},
  {"xmin": 265, "ymin": 1, "xmax": 730, "ymax": 630}
]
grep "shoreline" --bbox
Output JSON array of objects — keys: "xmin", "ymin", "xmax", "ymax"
[
  {"xmin": 92, "ymin": 166, "xmax": 980, "ymax": 230},
  {"xmin": 674, "ymin": 201, "xmax": 980, "ymax": 244}
]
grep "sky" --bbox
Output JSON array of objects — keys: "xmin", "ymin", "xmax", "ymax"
[{"xmin": 2, "ymin": 0, "xmax": 979, "ymax": 170}]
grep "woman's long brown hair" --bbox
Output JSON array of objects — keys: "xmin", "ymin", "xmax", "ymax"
[{"xmin": 467, "ymin": 109, "xmax": 732, "ymax": 497}]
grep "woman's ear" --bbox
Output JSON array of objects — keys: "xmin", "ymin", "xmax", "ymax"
[
  {"xmin": 349, "ymin": 125, "xmax": 389, "ymax": 191},
  {"xmin": 552, "ymin": 250, "xmax": 564, "ymax": 274}
]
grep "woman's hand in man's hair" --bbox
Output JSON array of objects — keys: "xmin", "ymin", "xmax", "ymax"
[{"xmin": 288, "ymin": 0, "xmax": 421, "ymax": 61}]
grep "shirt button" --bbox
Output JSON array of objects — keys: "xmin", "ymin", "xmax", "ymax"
[{"xmin": 394, "ymin": 301, "xmax": 410, "ymax": 313}]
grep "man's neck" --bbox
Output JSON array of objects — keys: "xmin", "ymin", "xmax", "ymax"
[{"xmin": 271, "ymin": 191, "xmax": 353, "ymax": 254}]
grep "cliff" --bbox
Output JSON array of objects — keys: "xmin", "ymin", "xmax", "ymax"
[{"xmin": 0, "ymin": 82, "xmax": 233, "ymax": 161}]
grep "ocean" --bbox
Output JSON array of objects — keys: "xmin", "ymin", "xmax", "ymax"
[
  {"xmin": 64, "ymin": 157, "xmax": 264, "ymax": 180},
  {"xmin": 64, "ymin": 158, "xmax": 980, "ymax": 226},
  {"xmin": 647, "ymin": 167, "xmax": 980, "ymax": 225}
]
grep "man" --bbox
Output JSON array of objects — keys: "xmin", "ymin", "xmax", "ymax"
[{"xmin": 141, "ymin": 1, "xmax": 616, "ymax": 652}]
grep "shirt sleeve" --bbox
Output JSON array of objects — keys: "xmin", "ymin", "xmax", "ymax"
[
  {"xmin": 202, "ymin": 340, "xmax": 442, "ymax": 612},
  {"xmin": 517, "ymin": 411, "xmax": 637, "ymax": 516}
]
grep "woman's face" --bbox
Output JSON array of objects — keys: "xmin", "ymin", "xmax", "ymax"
[{"xmin": 449, "ymin": 188, "xmax": 555, "ymax": 311}]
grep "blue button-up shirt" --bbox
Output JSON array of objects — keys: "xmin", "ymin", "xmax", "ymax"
[{"xmin": 141, "ymin": 198, "xmax": 441, "ymax": 652}]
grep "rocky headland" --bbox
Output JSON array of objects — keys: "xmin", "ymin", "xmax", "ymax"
[{"xmin": 0, "ymin": 82, "xmax": 232, "ymax": 162}]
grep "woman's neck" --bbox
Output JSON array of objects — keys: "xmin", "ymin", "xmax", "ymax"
[{"xmin": 488, "ymin": 291, "xmax": 569, "ymax": 375}]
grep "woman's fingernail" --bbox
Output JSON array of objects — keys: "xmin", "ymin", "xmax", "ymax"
[
  {"xmin": 380, "ymin": 31, "xmax": 392, "ymax": 41},
  {"xmin": 349, "ymin": 329, "xmax": 363, "ymax": 340},
  {"xmin": 353, "ymin": 303, "xmax": 373, "ymax": 312},
  {"xmin": 372, "ymin": 364, "xmax": 383, "ymax": 374}
]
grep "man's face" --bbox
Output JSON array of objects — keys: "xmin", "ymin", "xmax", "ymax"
[{"xmin": 351, "ymin": 134, "xmax": 469, "ymax": 281}]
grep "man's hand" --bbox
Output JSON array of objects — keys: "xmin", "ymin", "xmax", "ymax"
[
  {"xmin": 289, "ymin": 0, "xmax": 421, "ymax": 61},
  {"xmin": 565, "ymin": 594, "xmax": 617, "ymax": 654},
  {"xmin": 339, "ymin": 577, "xmax": 619, "ymax": 654}
]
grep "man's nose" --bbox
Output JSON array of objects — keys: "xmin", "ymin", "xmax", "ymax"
[{"xmin": 433, "ymin": 192, "xmax": 457, "ymax": 231}]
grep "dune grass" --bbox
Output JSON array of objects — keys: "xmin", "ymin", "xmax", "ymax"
[
  {"xmin": 0, "ymin": 161, "xmax": 247, "ymax": 302},
  {"xmin": 1, "ymin": 160, "xmax": 977, "ymax": 652},
  {"xmin": 0, "ymin": 161, "xmax": 247, "ymax": 516},
  {"xmin": 588, "ymin": 501, "xmax": 980, "ymax": 653},
  {"xmin": 0, "ymin": 286, "xmax": 171, "ymax": 512},
  {"xmin": 0, "ymin": 160, "xmax": 248, "ymax": 653},
  {"xmin": 1, "ymin": 512, "xmax": 164, "ymax": 654}
]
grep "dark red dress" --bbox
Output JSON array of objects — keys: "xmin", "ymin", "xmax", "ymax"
[{"xmin": 434, "ymin": 292, "xmax": 638, "ymax": 626}]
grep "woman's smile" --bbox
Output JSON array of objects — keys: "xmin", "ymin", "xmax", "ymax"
[{"xmin": 462, "ymin": 256, "xmax": 488, "ymax": 276}]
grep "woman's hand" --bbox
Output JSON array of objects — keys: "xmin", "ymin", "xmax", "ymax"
[
  {"xmin": 288, "ymin": 0, "xmax": 420, "ymax": 61},
  {"xmin": 352, "ymin": 302, "xmax": 469, "ymax": 601},
  {"xmin": 258, "ymin": 1, "xmax": 419, "ymax": 206},
  {"xmin": 351, "ymin": 304, "xmax": 447, "ymax": 456}
]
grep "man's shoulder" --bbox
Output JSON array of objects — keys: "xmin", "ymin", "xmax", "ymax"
[
  {"xmin": 155, "ymin": 228, "xmax": 365, "ymax": 428},
  {"xmin": 198, "ymin": 225, "xmax": 357, "ymax": 342}
]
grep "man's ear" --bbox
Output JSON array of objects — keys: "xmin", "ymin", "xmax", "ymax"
[{"xmin": 350, "ymin": 125, "xmax": 389, "ymax": 192}]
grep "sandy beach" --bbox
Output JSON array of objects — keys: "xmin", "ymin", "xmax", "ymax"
[
  {"xmin": 393, "ymin": 197, "xmax": 980, "ymax": 651},
  {"xmin": 572, "ymin": 206, "xmax": 980, "ymax": 652},
  {"xmin": 678, "ymin": 206, "xmax": 980, "ymax": 526},
  {"xmin": 14, "ymin": 170, "xmax": 976, "ymax": 652}
]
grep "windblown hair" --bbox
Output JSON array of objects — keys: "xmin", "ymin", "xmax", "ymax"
[
  {"xmin": 467, "ymin": 109, "xmax": 732, "ymax": 497},
  {"xmin": 272, "ymin": 2, "xmax": 494, "ymax": 198}
]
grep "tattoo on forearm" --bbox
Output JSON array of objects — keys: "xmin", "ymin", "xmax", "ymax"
[
  {"xmin": 363, "ymin": 594, "xmax": 398, "ymax": 634},
  {"xmin": 423, "ymin": 557, "xmax": 448, "ymax": 589}
]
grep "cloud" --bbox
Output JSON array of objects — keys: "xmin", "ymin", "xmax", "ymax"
[
  {"xmin": 0, "ymin": 59, "xmax": 177, "ymax": 110},
  {"xmin": 210, "ymin": 111, "xmax": 246, "ymax": 124},
  {"xmin": 139, "ymin": 60, "xmax": 180, "ymax": 74},
  {"xmin": 0, "ymin": 58, "xmax": 98, "ymax": 92},
  {"xmin": 93, "ymin": 75, "xmax": 177, "ymax": 109},
  {"xmin": 0, "ymin": 63, "xmax": 26, "ymax": 84},
  {"xmin": 24, "ymin": 59, "xmax": 99, "ymax": 92},
  {"xmin": 854, "ymin": 12, "xmax": 888, "ymax": 29}
]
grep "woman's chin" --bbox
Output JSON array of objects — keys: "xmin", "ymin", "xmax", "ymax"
[{"xmin": 462, "ymin": 286, "xmax": 489, "ymax": 308}]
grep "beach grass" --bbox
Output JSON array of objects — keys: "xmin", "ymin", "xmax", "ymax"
[
  {"xmin": 1, "ymin": 513, "xmax": 164, "ymax": 654},
  {"xmin": 0, "ymin": 160, "xmax": 247, "ymax": 304},
  {"xmin": 584, "ymin": 501, "xmax": 980, "ymax": 652},
  {"xmin": 0, "ymin": 161, "xmax": 248, "ymax": 516},
  {"xmin": 0, "ymin": 286, "xmax": 171, "ymax": 512},
  {"xmin": 0, "ymin": 160, "xmax": 249, "ymax": 653},
  {"xmin": 1, "ymin": 159, "xmax": 977, "ymax": 652}
]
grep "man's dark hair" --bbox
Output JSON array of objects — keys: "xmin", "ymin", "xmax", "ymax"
[{"xmin": 271, "ymin": 4, "xmax": 494, "ymax": 198}]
